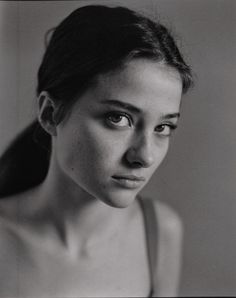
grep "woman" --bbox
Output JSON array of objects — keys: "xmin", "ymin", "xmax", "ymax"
[{"xmin": 0, "ymin": 5, "xmax": 193, "ymax": 297}]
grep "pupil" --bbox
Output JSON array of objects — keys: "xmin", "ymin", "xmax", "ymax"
[{"xmin": 112, "ymin": 115, "xmax": 122, "ymax": 122}]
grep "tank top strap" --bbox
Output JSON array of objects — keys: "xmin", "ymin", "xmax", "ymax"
[{"xmin": 137, "ymin": 196, "xmax": 159, "ymax": 296}]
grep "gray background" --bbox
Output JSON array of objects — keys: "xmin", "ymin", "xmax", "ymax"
[{"xmin": 0, "ymin": 0, "xmax": 235, "ymax": 296}]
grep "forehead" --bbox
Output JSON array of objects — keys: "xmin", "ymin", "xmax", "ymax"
[
  {"xmin": 75, "ymin": 59, "xmax": 182, "ymax": 116},
  {"xmin": 98, "ymin": 59, "xmax": 182, "ymax": 95}
]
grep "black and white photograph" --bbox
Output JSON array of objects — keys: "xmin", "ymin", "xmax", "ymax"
[{"xmin": 0, "ymin": 0, "xmax": 235, "ymax": 297}]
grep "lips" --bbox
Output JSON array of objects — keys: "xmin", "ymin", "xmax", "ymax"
[
  {"xmin": 113, "ymin": 175, "xmax": 146, "ymax": 181},
  {"xmin": 112, "ymin": 174, "xmax": 146, "ymax": 189}
]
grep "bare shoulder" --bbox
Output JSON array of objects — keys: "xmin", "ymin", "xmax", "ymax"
[
  {"xmin": 0, "ymin": 186, "xmax": 39, "ymax": 222},
  {"xmin": 146, "ymin": 198, "xmax": 183, "ymax": 297},
  {"xmin": 0, "ymin": 201, "xmax": 20, "ymax": 253},
  {"xmin": 151, "ymin": 198, "xmax": 183, "ymax": 238},
  {"xmin": 0, "ymin": 195, "xmax": 27, "ymax": 264},
  {"xmin": 0, "ymin": 213, "xmax": 21, "ymax": 296},
  {"xmin": 0, "ymin": 191, "xmax": 27, "ymax": 218}
]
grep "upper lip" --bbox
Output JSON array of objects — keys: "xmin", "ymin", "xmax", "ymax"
[{"xmin": 112, "ymin": 174, "xmax": 146, "ymax": 182}]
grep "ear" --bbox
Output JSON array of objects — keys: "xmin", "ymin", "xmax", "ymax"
[{"xmin": 37, "ymin": 91, "xmax": 57, "ymax": 136}]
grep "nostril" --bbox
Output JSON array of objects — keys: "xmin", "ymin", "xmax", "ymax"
[
  {"xmin": 125, "ymin": 146, "xmax": 154, "ymax": 168},
  {"xmin": 130, "ymin": 161, "xmax": 143, "ymax": 168}
]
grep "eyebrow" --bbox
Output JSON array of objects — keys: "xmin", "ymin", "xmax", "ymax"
[
  {"xmin": 161, "ymin": 113, "xmax": 180, "ymax": 120},
  {"xmin": 100, "ymin": 99, "xmax": 180, "ymax": 119},
  {"xmin": 100, "ymin": 99, "xmax": 141, "ymax": 114}
]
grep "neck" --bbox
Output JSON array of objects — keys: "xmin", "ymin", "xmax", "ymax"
[{"xmin": 28, "ymin": 156, "xmax": 133, "ymax": 255}]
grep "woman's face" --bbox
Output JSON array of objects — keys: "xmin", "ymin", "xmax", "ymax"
[{"xmin": 54, "ymin": 59, "xmax": 182, "ymax": 208}]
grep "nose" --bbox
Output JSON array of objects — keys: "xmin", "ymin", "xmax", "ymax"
[{"xmin": 125, "ymin": 134, "xmax": 155, "ymax": 168}]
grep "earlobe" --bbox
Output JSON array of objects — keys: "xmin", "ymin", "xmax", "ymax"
[{"xmin": 37, "ymin": 91, "xmax": 57, "ymax": 136}]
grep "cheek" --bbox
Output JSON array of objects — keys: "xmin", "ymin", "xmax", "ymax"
[
  {"xmin": 61, "ymin": 127, "xmax": 126, "ymax": 180},
  {"xmin": 153, "ymin": 140, "xmax": 170, "ymax": 170}
]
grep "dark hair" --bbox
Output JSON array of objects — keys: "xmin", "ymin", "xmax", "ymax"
[{"xmin": 0, "ymin": 5, "xmax": 193, "ymax": 198}]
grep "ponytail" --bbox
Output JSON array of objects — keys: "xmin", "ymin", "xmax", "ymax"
[{"xmin": 0, "ymin": 120, "xmax": 50, "ymax": 198}]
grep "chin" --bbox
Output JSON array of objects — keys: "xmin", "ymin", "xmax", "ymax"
[{"xmin": 100, "ymin": 190, "xmax": 138, "ymax": 209}]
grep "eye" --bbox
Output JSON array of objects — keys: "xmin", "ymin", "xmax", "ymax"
[
  {"xmin": 155, "ymin": 124, "xmax": 177, "ymax": 136},
  {"xmin": 106, "ymin": 112, "xmax": 132, "ymax": 127}
]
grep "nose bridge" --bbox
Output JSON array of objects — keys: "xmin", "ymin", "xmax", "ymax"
[{"xmin": 127, "ymin": 130, "xmax": 154, "ymax": 168}]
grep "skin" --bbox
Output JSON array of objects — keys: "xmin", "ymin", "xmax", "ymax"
[
  {"xmin": 0, "ymin": 59, "xmax": 182, "ymax": 297},
  {"xmin": 51, "ymin": 59, "xmax": 182, "ymax": 208}
]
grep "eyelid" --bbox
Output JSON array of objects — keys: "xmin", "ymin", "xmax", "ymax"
[
  {"xmin": 105, "ymin": 110, "xmax": 133, "ymax": 127},
  {"xmin": 155, "ymin": 123, "xmax": 178, "ymax": 136},
  {"xmin": 104, "ymin": 110, "xmax": 178, "ymax": 135}
]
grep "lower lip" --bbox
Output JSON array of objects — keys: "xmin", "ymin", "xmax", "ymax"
[{"xmin": 112, "ymin": 177, "xmax": 144, "ymax": 189}]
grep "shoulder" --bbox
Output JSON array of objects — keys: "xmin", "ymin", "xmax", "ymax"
[
  {"xmin": 0, "ymin": 208, "xmax": 21, "ymax": 254},
  {"xmin": 142, "ymin": 197, "xmax": 183, "ymax": 296},
  {"xmin": 154, "ymin": 199, "xmax": 183, "ymax": 234},
  {"xmin": 144, "ymin": 197, "xmax": 183, "ymax": 239},
  {"xmin": 0, "ymin": 195, "xmax": 30, "ymax": 256},
  {"xmin": 148, "ymin": 198, "xmax": 183, "ymax": 261},
  {"xmin": 0, "ymin": 215, "xmax": 22, "ymax": 296},
  {"xmin": 0, "ymin": 186, "xmax": 39, "ymax": 221}
]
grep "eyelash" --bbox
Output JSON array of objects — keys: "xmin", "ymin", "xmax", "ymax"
[
  {"xmin": 155, "ymin": 123, "xmax": 177, "ymax": 137},
  {"xmin": 105, "ymin": 111, "xmax": 177, "ymax": 136},
  {"xmin": 105, "ymin": 111, "xmax": 133, "ymax": 128}
]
